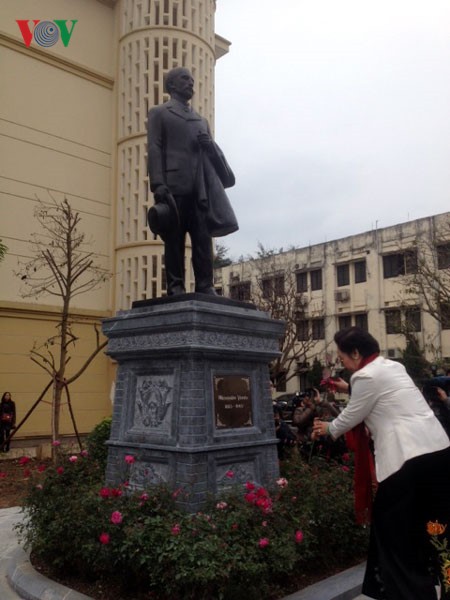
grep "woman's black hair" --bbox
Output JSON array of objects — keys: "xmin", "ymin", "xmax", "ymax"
[
  {"xmin": 334, "ymin": 327, "xmax": 380, "ymax": 358},
  {"xmin": 1, "ymin": 392, "xmax": 11, "ymax": 403}
]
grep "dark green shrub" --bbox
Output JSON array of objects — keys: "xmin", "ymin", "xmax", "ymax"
[
  {"xmin": 17, "ymin": 440, "xmax": 368, "ymax": 600},
  {"xmin": 85, "ymin": 417, "xmax": 111, "ymax": 470}
]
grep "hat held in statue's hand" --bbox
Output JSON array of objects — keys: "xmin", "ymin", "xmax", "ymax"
[{"xmin": 147, "ymin": 201, "xmax": 177, "ymax": 236}]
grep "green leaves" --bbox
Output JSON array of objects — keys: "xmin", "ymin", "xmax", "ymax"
[{"xmin": 18, "ymin": 439, "xmax": 368, "ymax": 599}]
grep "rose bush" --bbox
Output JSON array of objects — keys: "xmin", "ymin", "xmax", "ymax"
[{"xmin": 16, "ymin": 419, "xmax": 368, "ymax": 600}]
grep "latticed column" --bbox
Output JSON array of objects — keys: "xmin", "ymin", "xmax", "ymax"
[{"xmin": 115, "ymin": 0, "xmax": 218, "ymax": 309}]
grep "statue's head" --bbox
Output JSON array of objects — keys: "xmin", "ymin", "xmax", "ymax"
[{"xmin": 164, "ymin": 67, "xmax": 194, "ymax": 101}]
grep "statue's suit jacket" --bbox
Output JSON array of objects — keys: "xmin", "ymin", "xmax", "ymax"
[{"xmin": 147, "ymin": 99, "xmax": 238, "ymax": 237}]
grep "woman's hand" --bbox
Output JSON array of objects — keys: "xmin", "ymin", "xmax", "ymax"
[
  {"xmin": 436, "ymin": 387, "xmax": 449, "ymax": 402},
  {"xmin": 333, "ymin": 378, "xmax": 349, "ymax": 393},
  {"xmin": 312, "ymin": 388, "xmax": 321, "ymax": 404},
  {"xmin": 311, "ymin": 418, "xmax": 329, "ymax": 439}
]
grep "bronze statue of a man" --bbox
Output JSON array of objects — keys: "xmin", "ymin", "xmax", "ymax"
[{"xmin": 147, "ymin": 67, "xmax": 238, "ymax": 296}]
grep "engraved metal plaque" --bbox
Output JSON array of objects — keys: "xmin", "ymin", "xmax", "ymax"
[{"xmin": 214, "ymin": 375, "xmax": 252, "ymax": 429}]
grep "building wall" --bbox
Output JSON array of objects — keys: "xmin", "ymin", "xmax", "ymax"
[
  {"xmin": 0, "ymin": 0, "xmax": 116, "ymax": 440},
  {"xmin": 0, "ymin": 0, "xmax": 228, "ymax": 441},
  {"xmin": 216, "ymin": 213, "xmax": 450, "ymax": 395}
]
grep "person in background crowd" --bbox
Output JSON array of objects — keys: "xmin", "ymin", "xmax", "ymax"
[
  {"xmin": 0, "ymin": 392, "xmax": 16, "ymax": 452},
  {"xmin": 293, "ymin": 388, "xmax": 340, "ymax": 440},
  {"xmin": 424, "ymin": 386, "xmax": 450, "ymax": 439},
  {"xmin": 273, "ymin": 406, "xmax": 296, "ymax": 460},
  {"xmin": 312, "ymin": 327, "xmax": 450, "ymax": 600}
]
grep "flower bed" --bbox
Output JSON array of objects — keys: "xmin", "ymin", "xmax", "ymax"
[{"xmin": 16, "ymin": 421, "xmax": 368, "ymax": 600}]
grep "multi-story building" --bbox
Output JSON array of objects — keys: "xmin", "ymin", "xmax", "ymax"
[
  {"xmin": 0, "ymin": 0, "xmax": 230, "ymax": 442},
  {"xmin": 215, "ymin": 212, "xmax": 450, "ymax": 394}
]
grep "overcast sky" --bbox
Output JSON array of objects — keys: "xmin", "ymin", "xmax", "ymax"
[{"xmin": 213, "ymin": 0, "xmax": 450, "ymax": 260}]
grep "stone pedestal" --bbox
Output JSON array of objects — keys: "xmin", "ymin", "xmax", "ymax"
[{"xmin": 102, "ymin": 294, "xmax": 283, "ymax": 512}]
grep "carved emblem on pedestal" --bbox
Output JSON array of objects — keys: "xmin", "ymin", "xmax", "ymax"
[{"xmin": 135, "ymin": 375, "xmax": 173, "ymax": 431}]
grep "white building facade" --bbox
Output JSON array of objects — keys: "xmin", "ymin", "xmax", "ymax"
[{"xmin": 215, "ymin": 213, "xmax": 450, "ymax": 394}]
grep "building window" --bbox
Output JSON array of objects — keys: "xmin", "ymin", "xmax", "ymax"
[
  {"xmin": 437, "ymin": 243, "xmax": 450, "ymax": 270},
  {"xmin": 355, "ymin": 313, "xmax": 368, "ymax": 331},
  {"xmin": 405, "ymin": 307, "xmax": 421, "ymax": 332},
  {"xmin": 385, "ymin": 309, "xmax": 402, "ymax": 334},
  {"xmin": 405, "ymin": 250, "xmax": 418, "ymax": 274},
  {"xmin": 262, "ymin": 278, "xmax": 272, "ymax": 299},
  {"xmin": 275, "ymin": 372, "xmax": 287, "ymax": 393},
  {"xmin": 338, "ymin": 315, "xmax": 352, "ymax": 330},
  {"xmin": 312, "ymin": 318, "xmax": 325, "ymax": 340},
  {"xmin": 297, "ymin": 319, "xmax": 309, "ymax": 341},
  {"xmin": 336, "ymin": 264, "xmax": 350, "ymax": 287},
  {"xmin": 274, "ymin": 275, "xmax": 285, "ymax": 297},
  {"xmin": 296, "ymin": 271, "xmax": 307, "ymax": 293},
  {"xmin": 383, "ymin": 250, "xmax": 418, "ymax": 279},
  {"xmin": 230, "ymin": 282, "xmax": 251, "ymax": 302},
  {"xmin": 441, "ymin": 303, "xmax": 450, "ymax": 330},
  {"xmin": 310, "ymin": 269, "xmax": 322, "ymax": 291},
  {"xmin": 354, "ymin": 260, "xmax": 367, "ymax": 283},
  {"xmin": 338, "ymin": 313, "xmax": 368, "ymax": 331},
  {"xmin": 262, "ymin": 275, "xmax": 284, "ymax": 299}
]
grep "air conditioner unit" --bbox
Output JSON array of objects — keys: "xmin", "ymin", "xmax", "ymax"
[
  {"xmin": 335, "ymin": 290, "xmax": 350, "ymax": 302},
  {"xmin": 295, "ymin": 295, "xmax": 308, "ymax": 308}
]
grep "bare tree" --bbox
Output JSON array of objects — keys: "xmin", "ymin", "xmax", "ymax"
[
  {"xmin": 15, "ymin": 197, "xmax": 110, "ymax": 454},
  {"xmin": 402, "ymin": 217, "xmax": 450, "ymax": 326},
  {"xmin": 213, "ymin": 242, "xmax": 233, "ymax": 269},
  {"xmin": 246, "ymin": 249, "xmax": 324, "ymax": 388}
]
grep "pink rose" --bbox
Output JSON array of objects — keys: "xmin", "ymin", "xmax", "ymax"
[
  {"xmin": 80, "ymin": 450, "xmax": 89, "ymax": 457},
  {"xmin": 99, "ymin": 487, "xmax": 111, "ymax": 498},
  {"xmin": 99, "ymin": 532, "xmax": 110, "ymax": 545},
  {"xmin": 245, "ymin": 492, "xmax": 256, "ymax": 504},
  {"xmin": 216, "ymin": 501, "xmax": 228, "ymax": 510},
  {"xmin": 18, "ymin": 456, "xmax": 31, "ymax": 465},
  {"xmin": 245, "ymin": 481, "xmax": 255, "ymax": 491},
  {"xmin": 37, "ymin": 465, "xmax": 46, "ymax": 473},
  {"xmin": 69, "ymin": 455, "xmax": 78, "ymax": 463},
  {"xmin": 51, "ymin": 440, "xmax": 61, "ymax": 447},
  {"xmin": 295, "ymin": 530, "xmax": 304, "ymax": 544},
  {"xmin": 276, "ymin": 477, "xmax": 288, "ymax": 488},
  {"xmin": 56, "ymin": 467, "xmax": 64, "ymax": 475},
  {"xmin": 110, "ymin": 511, "xmax": 123, "ymax": 525},
  {"xmin": 140, "ymin": 493, "xmax": 149, "ymax": 501},
  {"xmin": 171, "ymin": 523, "xmax": 181, "ymax": 535},
  {"xmin": 258, "ymin": 537, "xmax": 269, "ymax": 548},
  {"xmin": 225, "ymin": 470, "xmax": 234, "ymax": 479},
  {"xmin": 124, "ymin": 455, "xmax": 135, "ymax": 464}
]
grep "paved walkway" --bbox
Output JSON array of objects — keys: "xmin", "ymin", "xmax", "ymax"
[
  {"xmin": 0, "ymin": 507, "xmax": 23, "ymax": 599},
  {"xmin": 0, "ymin": 507, "xmax": 91, "ymax": 599}
]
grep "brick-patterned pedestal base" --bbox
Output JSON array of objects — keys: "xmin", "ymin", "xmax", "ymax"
[{"xmin": 102, "ymin": 294, "xmax": 283, "ymax": 512}]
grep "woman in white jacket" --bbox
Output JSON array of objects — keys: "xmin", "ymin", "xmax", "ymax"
[{"xmin": 313, "ymin": 327, "xmax": 450, "ymax": 600}]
